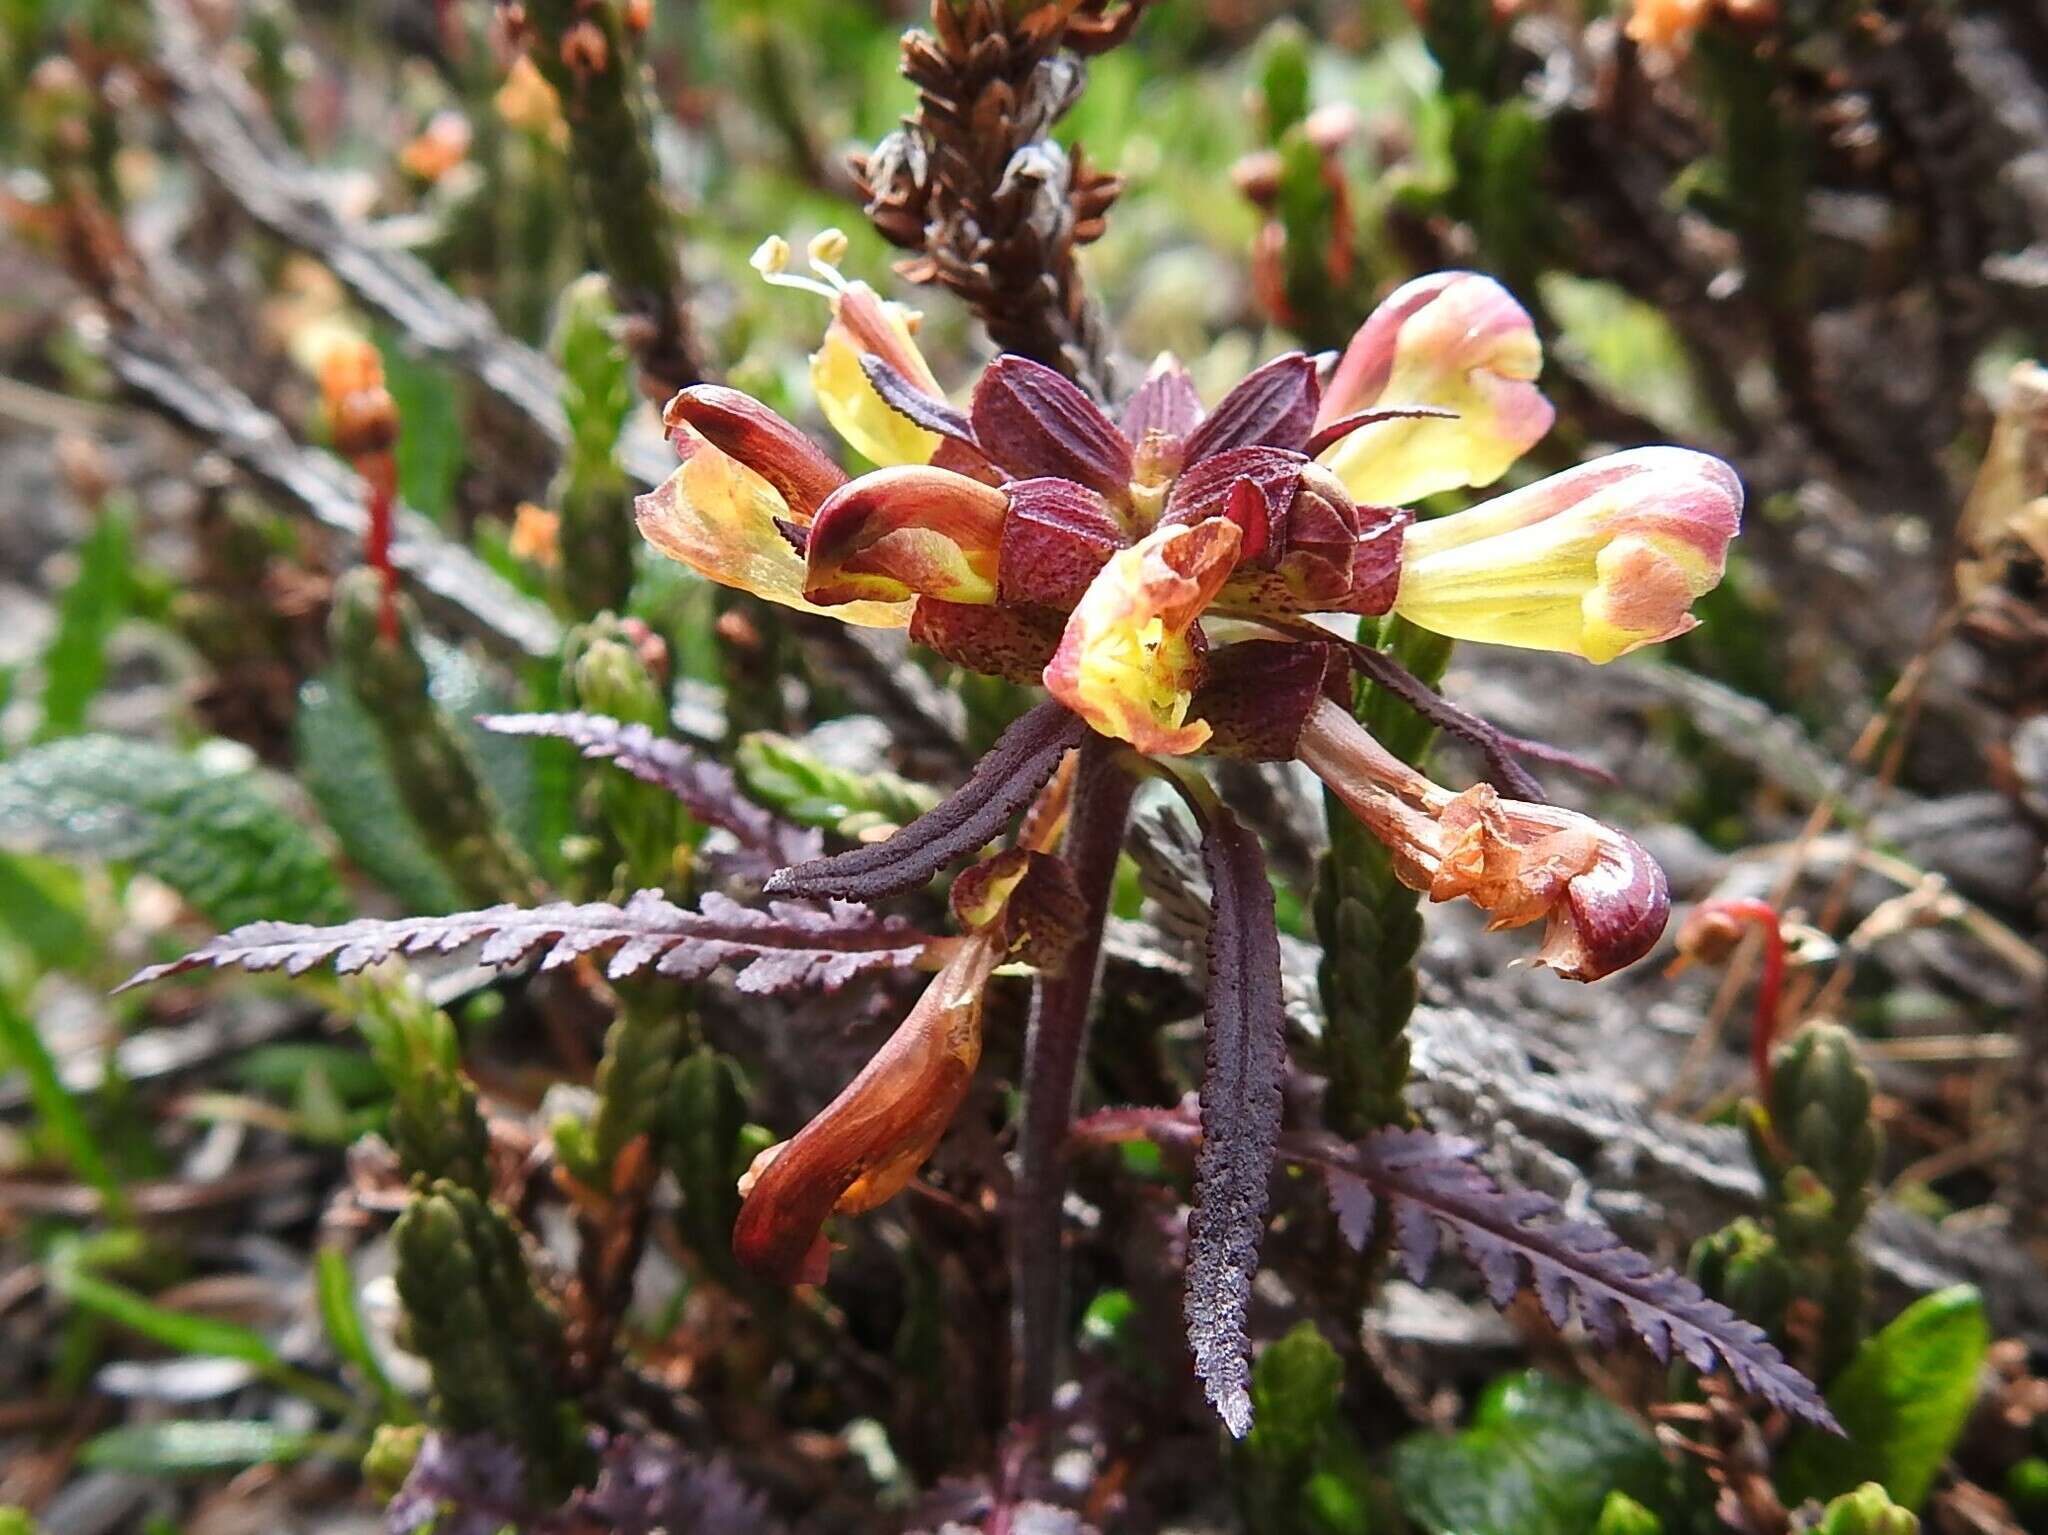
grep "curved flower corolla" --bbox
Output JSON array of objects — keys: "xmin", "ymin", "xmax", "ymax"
[
  {"xmin": 731, "ymin": 845, "xmax": 1081, "ymax": 1285},
  {"xmin": 733, "ymin": 929, "xmax": 1000, "ymax": 1284},
  {"xmin": 1295, "ymin": 695, "xmax": 1667, "ymax": 979},
  {"xmin": 1315, "ymin": 270, "xmax": 1555, "ymax": 507}
]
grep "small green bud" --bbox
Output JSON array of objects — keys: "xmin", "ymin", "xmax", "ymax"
[
  {"xmin": 564, "ymin": 618, "xmax": 666, "ymax": 730},
  {"xmin": 1812, "ymin": 1482, "xmax": 1918, "ymax": 1535},
  {"xmin": 348, "ymin": 967, "xmax": 492, "ymax": 1196},
  {"xmin": 2006, "ymin": 1456, "xmax": 2048, "ymax": 1520},
  {"xmin": 362, "ymin": 1422, "xmax": 426, "ymax": 1500},
  {"xmin": 1254, "ymin": 19, "xmax": 1312, "ymax": 140},
  {"xmin": 551, "ymin": 1112, "xmax": 599, "ymax": 1187},
  {"xmin": 1765, "ymin": 1024, "xmax": 1880, "ymax": 1212},
  {"xmin": 1244, "ymin": 1322, "xmax": 1344, "ymax": 1470},
  {"xmin": 1688, "ymin": 1217, "xmax": 1794, "ymax": 1339}
]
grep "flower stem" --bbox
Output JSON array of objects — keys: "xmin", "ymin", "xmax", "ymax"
[
  {"xmin": 1011, "ymin": 733, "xmax": 1133, "ymax": 1416},
  {"xmin": 1313, "ymin": 615, "xmax": 1451, "ymax": 1135}
]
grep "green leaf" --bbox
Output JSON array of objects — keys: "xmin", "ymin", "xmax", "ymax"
[
  {"xmin": 0, "ymin": 987, "xmax": 123, "ymax": 1216},
  {"xmin": 315, "ymin": 1246, "xmax": 412, "ymax": 1423},
  {"xmin": 1776, "ymin": 1286, "xmax": 1989, "ymax": 1512},
  {"xmin": 1596, "ymin": 1491, "xmax": 1665, "ymax": 1535},
  {"xmin": 35, "ymin": 494, "xmax": 132, "ymax": 742},
  {"xmin": 0, "ymin": 851, "xmax": 93, "ymax": 971},
  {"xmin": 231, "ymin": 1043, "xmax": 386, "ymax": 1105},
  {"xmin": 53, "ymin": 1265, "xmax": 283, "ymax": 1368},
  {"xmin": 0, "ymin": 736, "xmax": 350, "ymax": 929},
  {"xmin": 295, "ymin": 674, "xmax": 462, "ymax": 912},
  {"xmin": 80, "ymin": 1420, "xmax": 328, "ymax": 1475},
  {"xmin": 734, "ymin": 731, "xmax": 939, "ymax": 838},
  {"xmin": 1390, "ymin": 1371, "xmax": 1665, "ymax": 1535}
]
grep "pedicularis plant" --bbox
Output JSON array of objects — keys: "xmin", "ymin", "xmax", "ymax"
[{"xmin": 129, "ymin": 234, "xmax": 1826, "ymax": 1440}]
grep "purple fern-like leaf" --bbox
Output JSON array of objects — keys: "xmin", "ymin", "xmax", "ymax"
[
  {"xmin": 1182, "ymin": 800, "xmax": 1288, "ymax": 1439},
  {"xmin": 562, "ymin": 1435, "xmax": 786, "ymax": 1535},
  {"xmin": 476, "ymin": 712, "xmax": 822, "ymax": 878},
  {"xmin": 1306, "ymin": 1129, "xmax": 1838, "ymax": 1431},
  {"xmin": 119, "ymin": 890, "xmax": 931, "ymax": 994},
  {"xmin": 764, "ymin": 699, "xmax": 1085, "ymax": 902}
]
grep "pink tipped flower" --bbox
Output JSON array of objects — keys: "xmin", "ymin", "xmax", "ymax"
[
  {"xmin": 1316, "ymin": 271, "xmax": 1556, "ymax": 508},
  {"xmin": 1392, "ymin": 447, "xmax": 1743, "ymax": 663},
  {"xmin": 1296, "ymin": 695, "xmax": 1669, "ymax": 980}
]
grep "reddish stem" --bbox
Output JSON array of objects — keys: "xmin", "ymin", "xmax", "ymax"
[
  {"xmin": 360, "ymin": 449, "xmax": 399, "ymax": 644},
  {"xmin": 1010, "ymin": 735, "xmax": 1133, "ymax": 1417},
  {"xmin": 1712, "ymin": 897, "xmax": 1787, "ymax": 1097}
]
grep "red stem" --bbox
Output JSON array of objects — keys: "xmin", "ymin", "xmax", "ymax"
[
  {"xmin": 1010, "ymin": 735, "xmax": 1133, "ymax": 1417},
  {"xmin": 1715, "ymin": 897, "xmax": 1787, "ymax": 1097},
  {"xmin": 361, "ymin": 449, "xmax": 399, "ymax": 644}
]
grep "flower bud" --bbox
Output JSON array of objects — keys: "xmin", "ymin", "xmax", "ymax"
[
  {"xmin": 1181, "ymin": 351, "xmax": 1319, "ymax": 461},
  {"xmin": 1297, "ymin": 696, "xmax": 1668, "ymax": 980},
  {"xmin": 1813, "ymin": 1484, "xmax": 1918, "ymax": 1535},
  {"xmin": 1316, "ymin": 271, "xmax": 1554, "ymax": 507},
  {"xmin": 803, "ymin": 465, "xmax": 1009, "ymax": 606},
  {"xmin": 1122, "ymin": 353, "xmax": 1206, "ymax": 451},
  {"xmin": 662, "ymin": 386, "xmax": 848, "ymax": 521},
  {"xmin": 1391, "ymin": 447, "xmax": 1741, "ymax": 662},
  {"xmin": 319, "ymin": 338, "xmax": 399, "ymax": 458},
  {"xmin": 1043, "ymin": 517, "xmax": 1243, "ymax": 755}
]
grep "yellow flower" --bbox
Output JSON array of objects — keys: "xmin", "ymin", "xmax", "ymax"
[
  {"xmin": 1042, "ymin": 518, "xmax": 1242, "ymax": 755},
  {"xmin": 753, "ymin": 231, "xmax": 947, "ymax": 469},
  {"xmin": 1315, "ymin": 271, "xmax": 1554, "ymax": 508},
  {"xmin": 1391, "ymin": 447, "xmax": 1742, "ymax": 662}
]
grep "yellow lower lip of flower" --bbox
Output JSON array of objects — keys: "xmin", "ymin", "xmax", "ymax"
[
  {"xmin": 1393, "ymin": 529, "xmax": 1717, "ymax": 662},
  {"xmin": 1042, "ymin": 519, "xmax": 1240, "ymax": 755},
  {"xmin": 807, "ymin": 526, "xmax": 998, "ymax": 607},
  {"xmin": 634, "ymin": 435, "xmax": 911, "ymax": 627},
  {"xmin": 812, "ymin": 287, "xmax": 944, "ymax": 469}
]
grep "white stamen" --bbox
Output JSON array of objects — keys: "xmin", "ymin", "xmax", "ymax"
[{"xmin": 752, "ymin": 231, "xmax": 842, "ymax": 300}]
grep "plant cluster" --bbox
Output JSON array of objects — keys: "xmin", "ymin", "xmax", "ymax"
[{"xmin": 4, "ymin": 0, "xmax": 2045, "ymax": 1532}]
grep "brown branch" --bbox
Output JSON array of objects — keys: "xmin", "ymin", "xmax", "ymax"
[{"xmin": 853, "ymin": 1, "xmax": 1159, "ymax": 402}]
